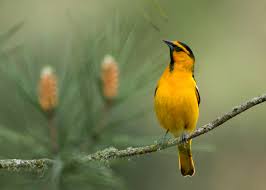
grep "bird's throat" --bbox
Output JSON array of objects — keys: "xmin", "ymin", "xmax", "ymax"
[{"xmin": 168, "ymin": 61, "xmax": 194, "ymax": 75}]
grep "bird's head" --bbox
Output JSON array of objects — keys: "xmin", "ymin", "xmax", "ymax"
[{"xmin": 163, "ymin": 40, "xmax": 195, "ymax": 72}]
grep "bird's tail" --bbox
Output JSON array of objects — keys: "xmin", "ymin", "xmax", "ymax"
[{"xmin": 178, "ymin": 139, "xmax": 195, "ymax": 176}]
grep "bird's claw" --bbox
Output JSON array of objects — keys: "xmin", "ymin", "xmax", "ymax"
[
  {"xmin": 157, "ymin": 137, "xmax": 167, "ymax": 150},
  {"xmin": 157, "ymin": 129, "xmax": 169, "ymax": 149},
  {"xmin": 180, "ymin": 133, "xmax": 189, "ymax": 144}
]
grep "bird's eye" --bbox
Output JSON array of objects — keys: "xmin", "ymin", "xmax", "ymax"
[{"xmin": 174, "ymin": 45, "xmax": 184, "ymax": 52}]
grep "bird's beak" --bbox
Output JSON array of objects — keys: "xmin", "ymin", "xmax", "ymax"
[{"xmin": 163, "ymin": 40, "xmax": 174, "ymax": 51}]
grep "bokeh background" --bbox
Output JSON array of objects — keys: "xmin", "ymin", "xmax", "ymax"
[{"xmin": 0, "ymin": 0, "xmax": 266, "ymax": 189}]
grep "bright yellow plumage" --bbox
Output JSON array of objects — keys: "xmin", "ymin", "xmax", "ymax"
[
  {"xmin": 155, "ymin": 70, "xmax": 198, "ymax": 136},
  {"xmin": 154, "ymin": 40, "xmax": 200, "ymax": 176}
]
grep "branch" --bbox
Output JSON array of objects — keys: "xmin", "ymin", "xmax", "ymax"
[
  {"xmin": 80, "ymin": 93, "xmax": 266, "ymax": 161},
  {"xmin": 0, "ymin": 159, "xmax": 54, "ymax": 172},
  {"xmin": 1, "ymin": 93, "xmax": 266, "ymax": 172}
]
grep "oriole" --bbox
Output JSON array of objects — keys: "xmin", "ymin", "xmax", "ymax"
[{"xmin": 154, "ymin": 40, "xmax": 200, "ymax": 176}]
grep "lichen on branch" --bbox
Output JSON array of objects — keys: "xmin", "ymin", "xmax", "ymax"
[{"xmin": 0, "ymin": 159, "xmax": 54, "ymax": 172}]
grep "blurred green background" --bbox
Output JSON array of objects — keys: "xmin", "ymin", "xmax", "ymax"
[{"xmin": 0, "ymin": 0, "xmax": 266, "ymax": 189}]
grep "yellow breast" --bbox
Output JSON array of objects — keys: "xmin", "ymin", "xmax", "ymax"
[{"xmin": 154, "ymin": 68, "xmax": 199, "ymax": 137}]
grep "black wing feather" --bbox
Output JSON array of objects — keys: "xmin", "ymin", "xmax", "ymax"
[
  {"xmin": 195, "ymin": 85, "xmax": 201, "ymax": 105},
  {"xmin": 154, "ymin": 86, "xmax": 158, "ymax": 97}
]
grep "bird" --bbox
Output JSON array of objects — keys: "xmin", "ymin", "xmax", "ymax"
[{"xmin": 154, "ymin": 40, "xmax": 200, "ymax": 176}]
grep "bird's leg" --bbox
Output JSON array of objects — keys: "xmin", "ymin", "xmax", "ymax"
[
  {"xmin": 162, "ymin": 129, "xmax": 169, "ymax": 143},
  {"xmin": 157, "ymin": 129, "xmax": 169, "ymax": 149},
  {"xmin": 180, "ymin": 132, "xmax": 190, "ymax": 144}
]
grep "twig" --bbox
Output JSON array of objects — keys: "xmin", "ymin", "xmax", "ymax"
[
  {"xmin": 0, "ymin": 93, "xmax": 266, "ymax": 172},
  {"xmin": 47, "ymin": 114, "xmax": 59, "ymax": 154},
  {"xmin": 0, "ymin": 159, "xmax": 54, "ymax": 172},
  {"xmin": 91, "ymin": 100, "xmax": 112, "ymax": 141}
]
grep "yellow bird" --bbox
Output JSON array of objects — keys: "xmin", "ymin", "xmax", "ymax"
[{"xmin": 154, "ymin": 40, "xmax": 200, "ymax": 176}]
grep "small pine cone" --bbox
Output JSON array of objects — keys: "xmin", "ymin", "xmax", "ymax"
[
  {"xmin": 101, "ymin": 55, "xmax": 119, "ymax": 100},
  {"xmin": 38, "ymin": 66, "xmax": 58, "ymax": 112}
]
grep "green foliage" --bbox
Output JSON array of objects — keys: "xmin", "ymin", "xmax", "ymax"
[{"xmin": 0, "ymin": 6, "xmax": 166, "ymax": 189}]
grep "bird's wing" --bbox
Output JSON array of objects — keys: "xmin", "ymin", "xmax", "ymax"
[
  {"xmin": 195, "ymin": 85, "xmax": 201, "ymax": 105},
  {"xmin": 154, "ymin": 86, "xmax": 158, "ymax": 97}
]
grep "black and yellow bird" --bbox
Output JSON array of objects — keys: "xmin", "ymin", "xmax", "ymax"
[{"xmin": 154, "ymin": 40, "xmax": 200, "ymax": 176}]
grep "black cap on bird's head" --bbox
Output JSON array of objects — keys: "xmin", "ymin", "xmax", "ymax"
[{"xmin": 163, "ymin": 40, "xmax": 195, "ymax": 60}]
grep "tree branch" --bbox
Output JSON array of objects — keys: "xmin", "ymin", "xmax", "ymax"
[
  {"xmin": 0, "ymin": 159, "xmax": 54, "ymax": 172},
  {"xmin": 1, "ymin": 93, "xmax": 266, "ymax": 172},
  {"xmin": 81, "ymin": 93, "xmax": 266, "ymax": 161}
]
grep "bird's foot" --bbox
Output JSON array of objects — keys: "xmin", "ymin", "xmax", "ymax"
[
  {"xmin": 180, "ymin": 132, "xmax": 190, "ymax": 144},
  {"xmin": 157, "ymin": 129, "xmax": 169, "ymax": 150}
]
